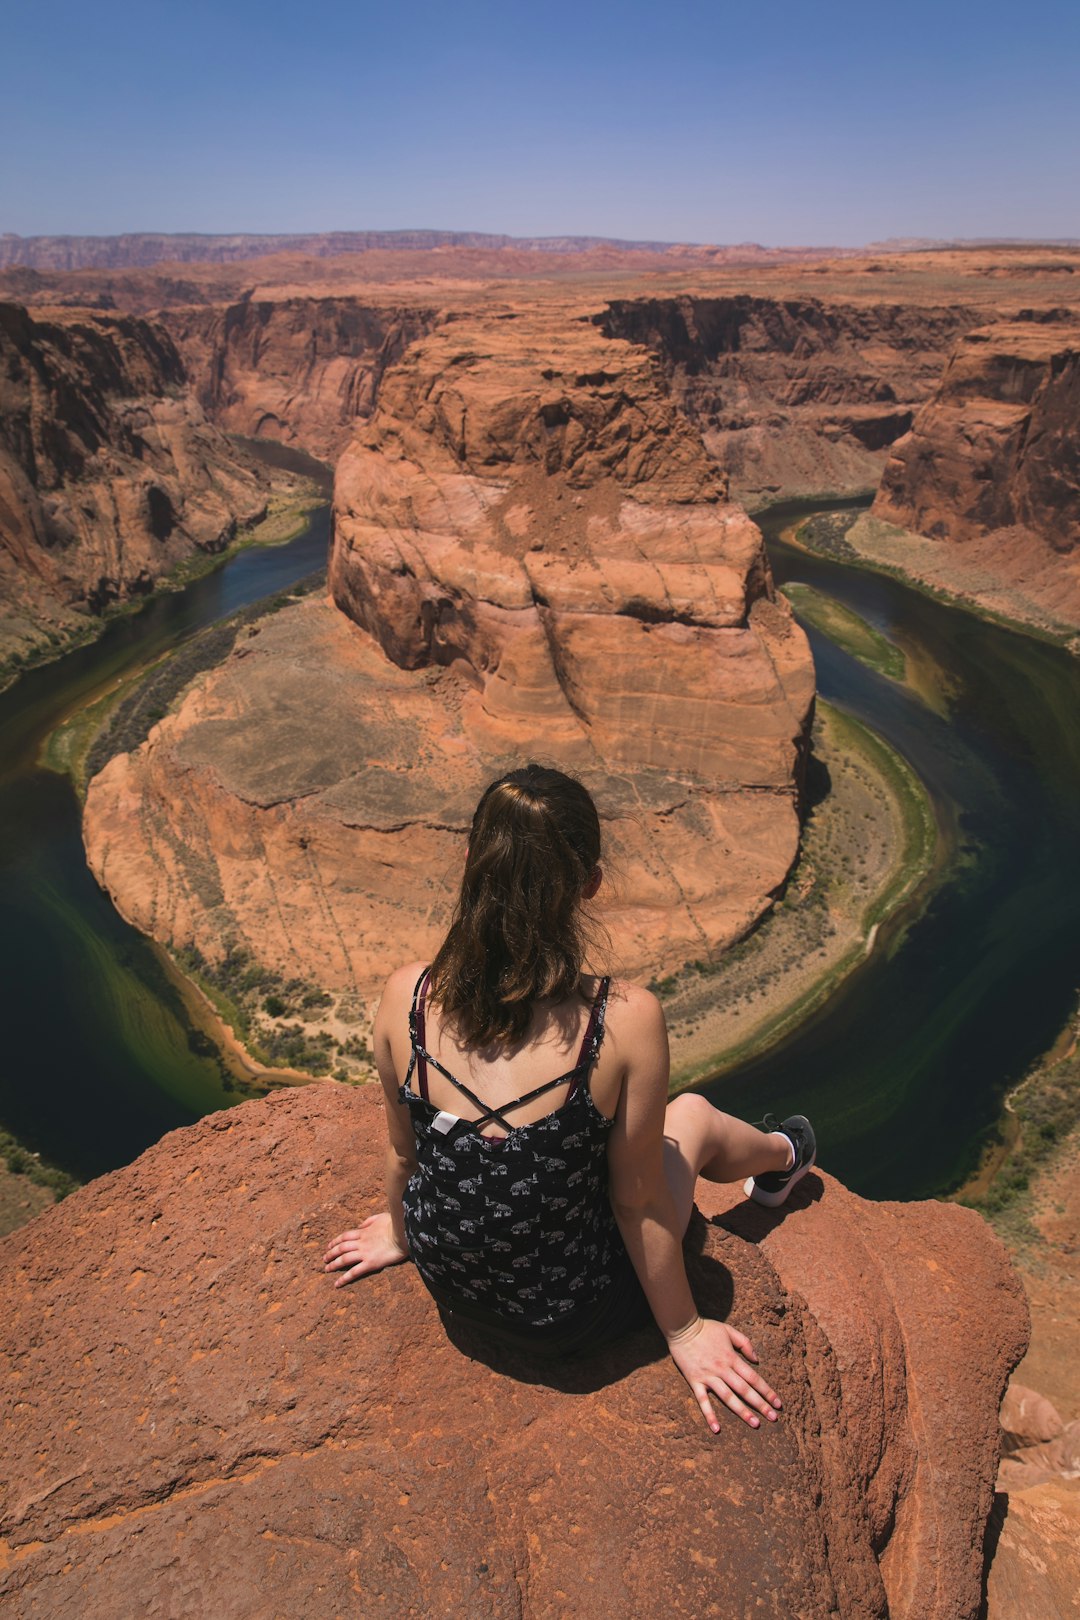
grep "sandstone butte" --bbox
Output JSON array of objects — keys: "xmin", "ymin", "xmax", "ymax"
[
  {"xmin": 0, "ymin": 1083, "xmax": 1029, "ymax": 1620},
  {"xmin": 81, "ymin": 299, "xmax": 816, "ymax": 999},
  {"xmin": 870, "ymin": 319, "xmax": 1080, "ymax": 630}
]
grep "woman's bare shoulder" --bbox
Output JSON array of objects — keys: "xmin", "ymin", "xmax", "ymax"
[
  {"xmin": 601, "ymin": 977, "xmax": 666, "ymax": 1034},
  {"xmin": 375, "ymin": 961, "xmax": 429, "ymax": 1021}
]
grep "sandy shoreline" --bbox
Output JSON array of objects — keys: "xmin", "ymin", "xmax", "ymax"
[{"xmin": 664, "ymin": 698, "xmax": 939, "ymax": 1087}]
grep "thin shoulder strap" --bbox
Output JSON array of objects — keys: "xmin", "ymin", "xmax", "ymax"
[
  {"xmin": 406, "ymin": 967, "xmax": 432, "ymax": 1100},
  {"xmin": 574, "ymin": 976, "xmax": 611, "ymax": 1068}
]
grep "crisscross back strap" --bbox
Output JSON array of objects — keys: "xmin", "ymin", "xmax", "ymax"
[{"xmin": 404, "ymin": 971, "xmax": 612, "ymax": 1129}]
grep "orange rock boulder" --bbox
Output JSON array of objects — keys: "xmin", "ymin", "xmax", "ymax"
[{"xmin": 0, "ymin": 1084, "xmax": 1027, "ymax": 1618}]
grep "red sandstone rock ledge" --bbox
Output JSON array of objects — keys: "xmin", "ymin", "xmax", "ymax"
[
  {"xmin": 83, "ymin": 301, "xmax": 814, "ymax": 1005},
  {"xmin": 0, "ymin": 1085, "xmax": 1027, "ymax": 1619}
]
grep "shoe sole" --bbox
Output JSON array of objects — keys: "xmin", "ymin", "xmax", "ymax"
[{"xmin": 743, "ymin": 1150, "xmax": 816, "ymax": 1208}]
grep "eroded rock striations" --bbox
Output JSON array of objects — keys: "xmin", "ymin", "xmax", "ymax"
[
  {"xmin": 597, "ymin": 295, "xmax": 981, "ymax": 502},
  {"xmin": 0, "ymin": 301, "xmax": 272, "ymax": 663},
  {"xmin": 0, "ymin": 1084, "xmax": 1028, "ymax": 1619},
  {"xmin": 870, "ymin": 323, "xmax": 1080, "ymax": 628},
  {"xmin": 161, "ymin": 298, "xmax": 439, "ymax": 461},
  {"xmin": 83, "ymin": 304, "xmax": 814, "ymax": 1000}
]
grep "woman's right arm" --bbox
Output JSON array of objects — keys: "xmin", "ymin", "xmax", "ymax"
[
  {"xmin": 323, "ymin": 965, "xmax": 420, "ymax": 1286},
  {"xmin": 607, "ymin": 988, "xmax": 782, "ymax": 1432}
]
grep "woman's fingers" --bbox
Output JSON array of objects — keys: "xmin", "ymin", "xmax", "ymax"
[
  {"xmin": 728, "ymin": 1328, "xmax": 758, "ymax": 1361},
  {"xmin": 723, "ymin": 1368, "xmax": 780, "ymax": 1420},
  {"xmin": 323, "ymin": 1230, "xmax": 361, "ymax": 1259},
  {"xmin": 334, "ymin": 1259, "xmax": 375, "ymax": 1287},
  {"xmin": 736, "ymin": 1359, "xmax": 782, "ymax": 1410},
  {"xmin": 703, "ymin": 1380, "xmax": 759, "ymax": 1429},
  {"xmin": 696, "ymin": 1387, "xmax": 721, "ymax": 1434}
]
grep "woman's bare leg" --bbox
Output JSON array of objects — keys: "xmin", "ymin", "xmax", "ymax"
[{"xmin": 663, "ymin": 1093, "xmax": 793, "ymax": 1236}]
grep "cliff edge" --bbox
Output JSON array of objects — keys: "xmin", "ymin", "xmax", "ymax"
[{"xmin": 0, "ymin": 1084, "xmax": 1027, "ymax": 1619}]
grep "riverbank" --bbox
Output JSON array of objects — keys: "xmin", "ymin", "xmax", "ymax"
[
  {"xmin": 0, "ymin": 481, "xmax": 327, "ymax": 698},
  {"xmin": 664, "ymin": 697, "xmax": 939, "ymax": 1088},
  {"xmin": 791, "ymin": 507, "xmax": 1080, "ymax": 653}
]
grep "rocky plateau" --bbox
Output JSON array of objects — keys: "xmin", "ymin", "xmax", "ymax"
[{"xmin": 0, "ymin": 1083, "xmax": 1028, "ymax": 1619}]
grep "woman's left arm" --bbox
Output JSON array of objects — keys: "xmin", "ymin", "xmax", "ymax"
[{"xmin": 323, "ymin": 967, "xmax": 420, "ymax": 1286}]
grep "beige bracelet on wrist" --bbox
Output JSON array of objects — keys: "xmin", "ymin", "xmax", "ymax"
[{"xmin": 666, "ymin": 1314, "xmax": 705, "ymax": 1346}]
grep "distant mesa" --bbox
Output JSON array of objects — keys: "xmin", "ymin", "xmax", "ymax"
[{"xmin": 0, "ymin": 229, "xmax": 847, "ymax": 273}]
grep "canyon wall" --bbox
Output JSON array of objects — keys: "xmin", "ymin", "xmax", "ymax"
[
  {"xmin": 597, "ymin": 295, "xmax": 981, "ymax": 502},
  {"xmin": 0, "ymin": 1083, "xmax": 1028, "ymax": 1618},
  {"xmin": 161, "ymin": 298, "xmax": 439, "ymax": 461},
  {"xmin": 0, "ymin": 301, "xmax": 272, "ymax": 665},
  {"xmin": 854, "ymin": 319, "xmax": 1080, "ymax": 632},
  {"xmin": 82, "ymin": 301, "xmax": 814, "ymax": 1002},
  {"xmin": 874, "ymin": 321, "xmax": 1080, "ymax": 549}
]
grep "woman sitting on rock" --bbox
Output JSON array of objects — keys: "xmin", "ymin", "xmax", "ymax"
[{"xmin": 324, "ymin": 764, "xmax": 815, "ymax": 1432}]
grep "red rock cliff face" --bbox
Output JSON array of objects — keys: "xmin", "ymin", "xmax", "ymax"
[
  {"xmin": 0, "ymin": 1085, "xmax": 1028, "ymax": 1618},
  {"xmin": 83, "ymin": 303, "xmax": 814, "ymax": 1003},
  {"xmin": 597, "ymin": 295, "xmax": 981, "ymax": 502},
  {"xmin": 874, "ymin": 321, "xmax": 1080, "ymax": 552},
  {"xmin": 161, "ymin": 298, "xmax": 439, "ymax": 461},
  {"xmin": 0, "ymin": 301, "xmax": 271, "ymax": 653}
]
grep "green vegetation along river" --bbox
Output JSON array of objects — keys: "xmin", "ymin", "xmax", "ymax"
[{"xmin": 2, "ymin": 496, "xmax": 1078, "ymax": 1202}]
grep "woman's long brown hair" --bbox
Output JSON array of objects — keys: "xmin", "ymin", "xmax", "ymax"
[{"xmin": 429, "ymin": 764, "xmax": 601, "ymax": 1047}]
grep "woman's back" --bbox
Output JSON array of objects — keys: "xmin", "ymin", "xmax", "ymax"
[
  {"xmin": 382, "ymin": 961, "xmax": 628, "ymax": 1140},
  {"xmin": 393, "ymin": 964, "xmax": 630, "ymax": 1332}
]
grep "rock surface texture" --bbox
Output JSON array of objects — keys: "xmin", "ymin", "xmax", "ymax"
[
  {"xmin": 0, "ymin": 1084, "xmax": 1028, "ymax": 1620},
  {"xmin": 162, "ymin": 298, "xmax": 439, "ymax": 461},
  {"xmin": 83, "ymin": 303, "xmax": 814, "ymax": 1000},
  {"xmin": 0, "ymin": 301, "xmax": 272, "ymax": 660},
  {"xmin": 869, "ymin": 320, "xmax": 1080, "ymax": 629},
  {"xmin": 596, "ymin": 295, "xmax": 980, "ymax": 502}
]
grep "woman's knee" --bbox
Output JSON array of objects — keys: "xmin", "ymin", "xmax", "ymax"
[{"xmin": 664, "ymin": 1091, "xmax": 715, "ymax": 1144}]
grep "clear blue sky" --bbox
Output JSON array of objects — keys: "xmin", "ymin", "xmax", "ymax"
[{"xmin": 2, "ymin": 0, "xmax": 1077, "ymax": 244}]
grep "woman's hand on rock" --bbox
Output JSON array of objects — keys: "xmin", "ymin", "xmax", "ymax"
[
  {"xmin": 323, "ymin": 1213, "xmax": 410, "ymax": 1286},
  {"xmin": 667, "ymin": 1317, "xmax": 782, "ymax": 1432}
]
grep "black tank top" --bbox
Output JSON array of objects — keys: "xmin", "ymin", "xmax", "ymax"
[{"xmin": 399, "ymin": 970, "xmax": 624, "ymax": 1330}]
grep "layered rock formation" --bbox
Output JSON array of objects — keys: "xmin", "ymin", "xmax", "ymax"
[
  {"xmin": 0, "ymin": 1085, "xmax": 1027, "ymax": 1618},
  {"xmin": 83, "ymin": 304, "xmax": 813, "ymax": 1001},
  {"xmin": 597, "ymin": 295, "xmax": 981, "ymax": 502},
  {"xmin": 0, "ymin": 301, "xmax": 273, "ymax": 664},
  {"xmin": 162, "ymin": 298, "xmax": 439, "ymax": 461},
  {"xmin": 860, "ymin": 321, "xmax": 1080, "ymax": 630}
]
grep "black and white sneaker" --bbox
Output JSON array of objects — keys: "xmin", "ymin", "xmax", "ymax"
[{"xmin": 744, "ymin": 1115, "xmax": 816, "ymax": 1207}]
